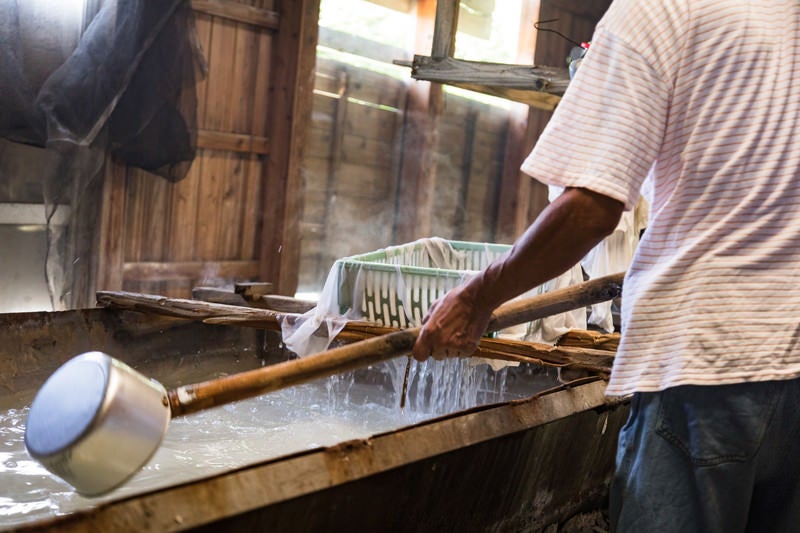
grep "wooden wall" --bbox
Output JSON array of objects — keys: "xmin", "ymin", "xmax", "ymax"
[
  {"xmin": 91, "ymin": 0, "xmax": 612, "ymax": 301},
  {"xmin": 97, "ymin": 0, "xmax": 319, "ymax": 301},
  {"xmin": 297, "ymin": 55, "xmax": 512, "ymax": 291},
  {"xmin": 430, "ymin": 95, "xmax": 509, "ymax": 244},
  {"xmin": 299, "ymin": 58, "xmax": 408, "ymax": 288}
]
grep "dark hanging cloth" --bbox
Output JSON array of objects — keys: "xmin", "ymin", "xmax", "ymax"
[
  {"xmin": 0, "ymin": 3, "xmax": 45, "ymax": 144},
  {"xmin": 0, "ymin": 0, "xmax": 206, "ymax": 182}
]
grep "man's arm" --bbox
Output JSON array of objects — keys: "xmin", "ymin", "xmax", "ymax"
[{"xmin": 412, "ymin": 187, "xmax": 624, "ymax": 361}]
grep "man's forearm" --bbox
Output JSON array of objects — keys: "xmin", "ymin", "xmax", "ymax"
[{"xmin": 471, "ymin": 187, "xmax": 624, "ymax": 311}]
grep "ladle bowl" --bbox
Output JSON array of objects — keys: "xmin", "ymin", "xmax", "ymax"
[{"xmin": 24, "ymin": 351, "xmax": 170, "ymax": 496}]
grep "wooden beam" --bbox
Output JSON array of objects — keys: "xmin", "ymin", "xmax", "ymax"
[
  {"xmin": 321, "ymin": 69, "xmax": 348, "ymax": 263},
  {"xmin": 453, "ymin": 110, "xmax": 478, "ymax": 240},
  {"xmin": 192, "ymin": 286, "xmax": 250, "ymax": 306},
  {"xmin": 517, "ymin": 0, "xmax": 541, "ymax": 65},
  {"xmin": 260, "ymin": 0, "xmax": 320, "ymax": 295},
  {"xmin": 449, "ymin": 82, "xmax": 560, "ymax": 111},
  {"xmin": 234, "ymin": 281, "xmax": 274, "ymax": 300},
  {"xmin": 405, "ymin": 55, "xmax": 567, "ymax": 110},
  {"xmin": 123, "ymin": 260, "xmax": 261, "ymax": 281},
  {"xmin": 394, "ymin": 0, "xmax": 459, "ymax": 242},
  {"xmin": 193, "ymin": 287, "xmax": 316, "ymax": 313},
  {"xmin": 411, "ymin": 56, "xmax": 570, "ymax": 94},
  {"xmin": 191, "ymin": 0, "xmax": 280, "ymax": 30},
  {"xmin": 95, "ymin": 290, "xmax": 615, "ymax": 373},
  {"xmin": 521, "ymin": 112, "xmax": 551, "ymax": 224},
  {"xmin": 196, "ymin": 129, "xmax": 270, "ymax": 155},
  {"xmin": 558, "ymin": 329, "xmax": 620, "ymax": 351},
  {"xmin": 495, "ymin": 106, "xmax": 530, "ymax": 243},
  {"xmin": 258, "ymin": 294, "xmax": 316, "ymax": 313},
  {"xmin": 62, "ymin": 158, "xmax": 104, "ymax": 307}
]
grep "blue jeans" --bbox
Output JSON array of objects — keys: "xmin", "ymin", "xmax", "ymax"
[{"xmin": 610, "ymin": 378, "xmax": 800, "ymax": 532}]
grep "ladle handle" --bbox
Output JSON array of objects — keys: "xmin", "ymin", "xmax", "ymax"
[
  {"xmin": 168, "ymin": 272, "xmax": 625, "ymax": 417},
  {"xmin": 169, "ymin": 327, "xmax": 420, "ymax": 416}
]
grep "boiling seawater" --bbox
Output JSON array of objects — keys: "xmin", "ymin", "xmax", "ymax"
[{"xmin": 0, "ymin": 357, "xmax": 549, "ymax": 529}]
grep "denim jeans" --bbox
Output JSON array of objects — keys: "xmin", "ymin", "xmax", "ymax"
[{"xmin": 610, "ymin": 378, "xmax": 800, "ymax": 532}]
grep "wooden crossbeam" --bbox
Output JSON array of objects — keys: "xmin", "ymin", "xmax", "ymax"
[{"xmin": 191, "ymin": 0, "xmax": 279, "ymax": 30}]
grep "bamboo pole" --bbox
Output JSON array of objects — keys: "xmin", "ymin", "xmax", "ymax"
[
  {"xmin": 97, "ymin": 272, "xmax": 625, "ymax": 416},
  {"xmin": 97, "ymin": 272, "xmax": 624, "ymax": 330},
  {"xmin": 167, "ymin": 277, "xmax": 622, "ymax": 416}
]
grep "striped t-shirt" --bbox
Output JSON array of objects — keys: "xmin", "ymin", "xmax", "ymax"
[{"xmin": 521, "ymin": 0, "xmax": 800, "ymax": 397}]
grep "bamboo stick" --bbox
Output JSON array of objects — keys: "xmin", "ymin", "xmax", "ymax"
[
  {"xmin": 98, "ymin": 273, "xmax": 624, "ymax": 416},
  {"xmin": 166, "ymin": 282, "xmax": 621, "ymax": 416},
  {"xmin": 169, "ymin": 327, "xmax": 421, "ymax": 415},
  {"xmin": 97, "ymin": 272, "xmax": 624, "ymax": 331}
]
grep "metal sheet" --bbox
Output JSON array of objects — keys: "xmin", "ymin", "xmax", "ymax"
[{"xmin": 1, "ymin": 307, "xmax": 626, "ymax": 531}]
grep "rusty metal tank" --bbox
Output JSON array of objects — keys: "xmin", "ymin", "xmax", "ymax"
[{"xmin": 0, "ymin": 306, "xmax": 627, "ymax": 532}]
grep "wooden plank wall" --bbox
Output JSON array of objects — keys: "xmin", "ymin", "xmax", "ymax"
[
  {"xmin": 430, "ymin": 95, "xmax": 509, "ymax": 243},
  {"xmin": 299, "ymin": 58, "xmax": 407, "ymax": 288},
  {"xmin": 100, "ymin": 6, "xmax": 272, "ymax": 298},
  {"xmin": 296, "ymin": 0, "xmax": 614, "ymax": 293},
  {"xmin": 94, "ymin": 0, "xmax": 612, "ymax": 300},
  {"xmin": 98, "ymin": 0, "xmax": 318, "ymax": 300},
  {"xmin": 297, "ymin": 57, "xmax": 511, "ymax": 291}
]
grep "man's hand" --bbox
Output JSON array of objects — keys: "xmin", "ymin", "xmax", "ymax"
[{"xmin": 411, "ymin": 279, "xmax": 493, "ymax": 362}]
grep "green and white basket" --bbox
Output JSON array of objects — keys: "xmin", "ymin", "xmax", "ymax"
[{"xmin": 334, "ymin": 238, "xmax": 511, "ymax": 328}]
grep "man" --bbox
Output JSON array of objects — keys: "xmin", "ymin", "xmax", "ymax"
[{"xmin": 411, "ymin": 0, "xmax": 800, "ymax": 530}]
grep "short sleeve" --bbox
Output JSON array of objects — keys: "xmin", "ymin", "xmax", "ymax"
[{"xmin": 521, "ymin": 25, "xmax": 671, "ymax": 211}]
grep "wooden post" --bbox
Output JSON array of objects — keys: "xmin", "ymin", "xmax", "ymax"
[
  {"xmin": 97, "ymin": 157, "xmax": 127, "ymax": 292},
  {"xmin": 431, "ymin": 0, "xmax": 458, "ymax": 58},
  {"xmin": 260, "ymin": 0, "xmax": 320, "ymax": 295},
  {"xmin": 394, "ymin": 0, "xmax": 458, "ymax": 244}
]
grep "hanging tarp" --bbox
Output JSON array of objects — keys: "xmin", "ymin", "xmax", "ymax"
[{"xmin": 0, "ymin": 0, "xmax": 205, "ymax": 181}]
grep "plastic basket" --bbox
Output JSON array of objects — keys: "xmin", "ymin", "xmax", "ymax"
[{"xmin": 335, "ymin": 238, "xmax": 511, "ymax": 328}]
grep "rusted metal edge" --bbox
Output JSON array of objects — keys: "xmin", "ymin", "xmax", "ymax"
[{"xmin": 24, "ymin": 380, "xmax": 621, "ymax": 532}]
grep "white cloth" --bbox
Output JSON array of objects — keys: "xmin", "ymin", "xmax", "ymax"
[
  {"xmin": 283, "ymin": 236, "xmax": 574, "ymax": 365},
  {"xmin": 522, "ymin": 0, "xmax": 800, "ymax": 396},
  {"xmin": 546, "ymin": 185, "xmax": 648, "ymax": 335}
]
